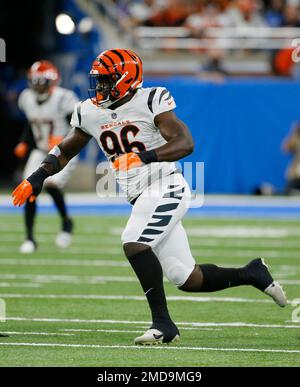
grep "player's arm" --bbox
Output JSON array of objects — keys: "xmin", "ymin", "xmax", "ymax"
[
  {"xmin": 14, "ymin": 122, "xmax": 36, "ymax": 159},
  {"xmin": 12, "ymin": 128, "xmax": 91, "ymax": 206},
  {"xmin": 113, "ymin": 111, "xmax": 194, "ymax": 171},
  {"xmin": 282, "ymin": 122, "xmax": 300, "ymax": 153},
  {"xmin": 152, "ymin": 110, "xmax": 194, "ymax": 161}
]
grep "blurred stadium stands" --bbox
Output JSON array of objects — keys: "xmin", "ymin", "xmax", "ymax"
[{"xmin": 1, "ymin": 0, "xmax": 300, "ymax": 194}]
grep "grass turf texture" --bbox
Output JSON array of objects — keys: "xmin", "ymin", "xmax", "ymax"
[{"xmin": 0, "ymin": 214, "xmax": 299, "ymax": 367}]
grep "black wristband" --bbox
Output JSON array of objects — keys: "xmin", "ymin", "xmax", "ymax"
[
  {"xmin": 27, "ymin": 167, "xmax": 49, "ymax": 196},
  {"xmin": 137, "ymin": 150, "xmax": 158, "ymax": 164},
  {"xmin": 43, "ymin": 154, "xmax": 61, "ymax": 175}
]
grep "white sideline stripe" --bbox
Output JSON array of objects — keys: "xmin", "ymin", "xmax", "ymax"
[
  {"xmin": 1, "ymin": 331, "xmax": 74, "ymax": 336},
  {"xmin": 0, "ymin": 294, "xmax": 275, "ymax": 303},
  {"xmin": 6, "ymin": 317, "xmax": 300, "ymax": 329},
  {"xmin": 0, "ymin": 342, "xmax": 299, "ymax": 354},
  {"xmin": 0, "ymin": 259, "xmax": 130, "ymax": 267}
]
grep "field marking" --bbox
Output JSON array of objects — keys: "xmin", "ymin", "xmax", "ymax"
[
  {"xmin": 0, "ymin": 293, "xmax": 276, "ymax": 304},
  {"xmin": 0, "ymin": 258, "xmax": 130, "ymax": 267},
  {"xmin": 111, "ymin": 226, "xmax": 300, "ymax": 238},
  {"xmin": 280, "ymin": 279, "xmax": 300, "ymax": 285},
  {"xmin": 6, "ymin": 317, "xmax": 300, "ymax": 330},
  {"xmin": 0, "ymin": 274, "xmax": 137, "ymax": 284},
  {"xmin": 60, "ymin": 327, "xmax": 222, "ymax": 333},
  {"xmin": 0, "ymin": 246, "xmax": 299, "ymax": 259},
  {"xmin": 0, "ymin": 273, "xmax": 298, "ymax": 287},
  {"xmin": 0, "ymin": 246, "xmax": 122, "ymax": 255},
  {"xmin": 0, "ymin": 331, "xmax": 74, "ymax": 336},
  {"xmin": 2, "ymin": 273, "xmax": 297, "ymax": 286},
  {"xmin": 60, "ymin": 328, "xmax": 143, "ymax": 334},
  {"xmin": 0, "ymin": 342, "xmax": 299, "ymax": 354},
  {"xmin": 3, "ymin": 224, "xmax": 300, "ymax": 239},
  {"xmin": 0, "ymin": 282, "xmax": 41, "ymax": 288},
  {"xmin": 3, "ymin": 232, "xmax": 300, "ymax": 249}
]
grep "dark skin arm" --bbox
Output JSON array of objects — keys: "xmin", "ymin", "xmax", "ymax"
[
  {"xmin": 41, "ymin": 127, "xmax": 91, "ymax": 174},
  {"xmin": 153, "ymin": 110, "xmax": 194, "ymax": 161}
]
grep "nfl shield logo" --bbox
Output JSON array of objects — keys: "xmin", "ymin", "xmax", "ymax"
[{"xmin": 111, "ymin": 113, "xmax": 117, "ymax": 119}]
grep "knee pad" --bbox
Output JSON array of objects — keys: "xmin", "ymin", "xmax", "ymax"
[{"xmin": 163, "ymin": 257, "xmax": 194, "ymax": 288}]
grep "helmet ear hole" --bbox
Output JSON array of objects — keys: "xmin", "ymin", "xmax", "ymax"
[
  {"xmin": 111, "ymin": 73, "xmax": 121, "ymax": 82},
  {"xmin": 112, "ymin": 89, "xmax": 120, "ymax": 97}
]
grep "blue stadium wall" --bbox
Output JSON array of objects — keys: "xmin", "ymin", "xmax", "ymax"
[{"xmin": 144, "ymin": 77, "xmax": 300, "ymax": 194}]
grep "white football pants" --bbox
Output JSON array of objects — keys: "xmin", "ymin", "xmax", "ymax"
[{"xmin": 122, "ymin": 172, "xmax": 196, "ymax": 287}]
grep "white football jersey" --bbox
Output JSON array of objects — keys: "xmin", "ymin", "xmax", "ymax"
[
  {"xmin": 70, "ymin": 87, "xmax": 177, "ymax": 202},
  {"xmin": 18, "ymin": 86, "xmax": 79, "ymax": 152}
]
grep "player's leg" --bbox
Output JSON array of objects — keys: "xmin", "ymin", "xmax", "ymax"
[
  {"xmin": 44, "ymin": 157, "xmax": 77, "ymax": 248},
  {"xmin": 157, "ymin": 222, "xmax": 287, "ymax": 307},
  {"xmin": 19, "ymin": 149, "xmax": 44, "ymax": 253},
  {"xmin": 122, "ymin": 172, "xmax": 190, "ymax": 344},
  {"xmin": 45, "ymin": 184, "xmax": 73, "ymax": 245},
  {"xmin": 123, "ymin": 242, "xmax": 179, "ymax": 344}
]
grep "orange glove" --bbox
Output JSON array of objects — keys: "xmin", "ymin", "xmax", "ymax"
[
  {"xmin": 14, "ymin": 142, "xmax": 28, "ymax": 159},
  {"xmin": 112, "ymin": 152, "xmax": 143, "ymax": 172},
  {"xmin": 12, "ymin": 180, "xmax": 36, "ymax": 207},
  {"xmin": 48, "ymin": 135, "xmax": 63, "ymax": 151}
]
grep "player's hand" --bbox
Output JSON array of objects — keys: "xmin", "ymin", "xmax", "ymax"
[
  {"xmin": 48, "ymin": 135, "xmax": 63, "ymax": 151},
  {"xmin": 112, "ymin": 152, "xmax": 143, "ymax": 172},
  {"xmin": 12, "ymin": 167, "xmax": 49, "ymax": 207},
  {"xmin": 12, "ymin": 180, "xmax": 36, "ymax": 207},
  {"xmin": 14, "ymin": 142, "xmax": 28, "ymax": 159}
]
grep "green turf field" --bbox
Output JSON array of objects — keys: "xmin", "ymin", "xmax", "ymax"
[{"xmin": 0, "ymin": 213, "xmax": 299, "ymax": 367}]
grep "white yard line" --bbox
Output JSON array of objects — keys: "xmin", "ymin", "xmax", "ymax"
[
  {"xmin": 0, "ymin": 259, "xmax": 130, "ymax": 267},
  {"xmin": 0, "ymin": 246, "xmax": 299, "ymax": 259},
  {"xmin": 0, "ymin": 293, "xmax": 276, "ymax": 303},
  {"xmin": 6, "ymin": 317, "xmax": 300, "ymax": 329},
  {"xmin": 0, "ymin": 273, "xmax": 298, "ymax": 286},
  {"xmin": 0, "ymin": 283, "xmax": 41, "ymax": 288},
  {"xmin": 60, "ymin": 328, "xmax": 143, "ymax": 334},
  {"xmin": 0, "ymin": 246, "xmax": 122, "ymax": 255},
  {"xmin": 0, "ymin": 331, "xmax": 74, "ymax": 336},
  {"xmin": 0, "ymin": 274, "xmax": 137, "ymax": 284},
  {"xmin": 60, "ymin": 327, "xmax": 222, "ymax": 333},
  {"xmin": 2, "ymin": 233, "xmax": 300, "ymax": 249},
  {"xmin": 111, "ymin": 226, "xmax": 300, "ymax": 238},
  {"xmin": 280, "ymin": 279, "xmax": 300, "ymax": 285},
  {"xmin": 0, "ymin": 342, "xmax": 299, "ymax": 354}
]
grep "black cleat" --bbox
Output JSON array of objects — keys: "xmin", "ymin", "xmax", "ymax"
[{"xmin": 244, "ymin": 258, "xmax": 287, "ymax": 307}]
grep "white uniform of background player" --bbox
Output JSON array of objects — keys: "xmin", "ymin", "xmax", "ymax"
[
  {"xmin": 19, "ymin": 86, "xmax": 78, "ymax": 187},
  {"xmin": 71, "ymin": 87, "xmax": 196, "ymax": 287},
  {"xmin": 16, "ymin": 60, "xmax": 79, "ymax": 254}
]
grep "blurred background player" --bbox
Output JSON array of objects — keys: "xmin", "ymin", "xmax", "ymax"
[
  {"xmin": 14, "ymin": 60, "xmax": 79, "ymax": 253},
  {"xmin": 282, "ymin": 121, "xmax": 300, "ymax": 194}
]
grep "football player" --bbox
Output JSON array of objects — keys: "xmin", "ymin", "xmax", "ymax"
[
  {"xmin": 14, "ymin": 60, "xmax": 79, "ymax": 253},
  {"xmin": 12, "ymin": 49, "xmax": 287, "ymax": 343}
]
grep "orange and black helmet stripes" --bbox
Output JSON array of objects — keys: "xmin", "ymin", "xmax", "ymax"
[{"xmin": 89, "ymin": 48, "xmax": 143, "ymax": 106}]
